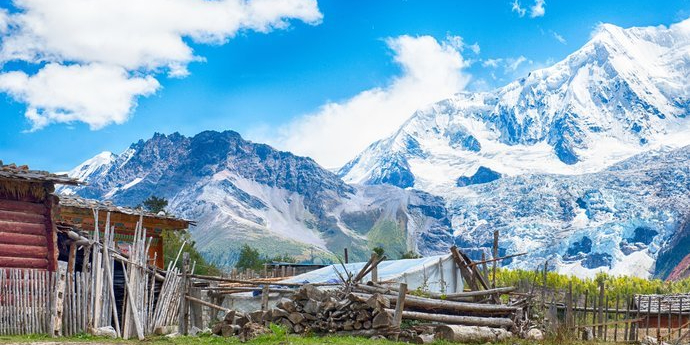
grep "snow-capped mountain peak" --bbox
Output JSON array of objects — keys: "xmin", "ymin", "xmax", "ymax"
[
  {"xmin": 340, "ymin": 19, "xmax": 690, "ymax": 195},
  {"xmin": 58, "ymin": 151, "xmax": 116, "ymax": 195}
]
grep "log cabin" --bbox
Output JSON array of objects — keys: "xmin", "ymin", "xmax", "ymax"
[
  {"xmin": 57, "ymin": 195, "xmax": 193, "ymax": 268},
  {"xmin": 0, "ymin": 162, "xmax": 81, "ymax": 271}
]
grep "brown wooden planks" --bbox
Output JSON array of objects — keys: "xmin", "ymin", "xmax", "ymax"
[
  {"xmin": 0, "ymin": 199, "xmax": 46, "ymax": 215},
  {"xmin": 0, "ymin": 210, "xmax": 45, "ymax": 224},
  {"xmin": 0, "ymin": 256, "xmax": 48, "ymax": 270},
  {"xmin": 0, "ymin": 232, "xmax": 47, "ymax": 246},
  {"xmin": 0, "ymin": 220, "xmax": 46, "ymax": 236},
  {"xmin": 0, "ymin": 243, "xmax": 48, "ymax": 258}
]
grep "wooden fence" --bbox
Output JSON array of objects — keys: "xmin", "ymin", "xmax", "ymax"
[
  {"xmin": 0, "ymin": 268, "xmax": 56, "ymax": 335},
  {"xmin": 526, "ymin": 279, "xmax": 690, "ymax": 343}
]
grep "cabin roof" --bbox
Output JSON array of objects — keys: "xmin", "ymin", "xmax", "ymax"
[
  {"xmin": 0, "ymin": 161, "xmax": 82, "ymax": 186},
  {"xmin": 58, "ymin": 195, "xmax": 195, "ymax": 226},
  {"xmin": 635, "ymin": 294, "xmax": 690, "ymax": 313}
]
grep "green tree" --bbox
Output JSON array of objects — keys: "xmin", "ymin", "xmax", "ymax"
[
  {"xmin": 372, "ymin": 246, "xmax": 385, "ymax": 257},
  {"xmin": 161, "ymin": 229, "xmax": 221, "ymax": 276},
  {"xmin": 142, "ymin": 195, "xmax": 168, "ymax": 214},
  {"xmin": 236, "ymin": 244, "xmax": 264, "ymax": 271},
  {"xmin": 400, "ymin": 250, "xmax": 421, "ymax": 259}
]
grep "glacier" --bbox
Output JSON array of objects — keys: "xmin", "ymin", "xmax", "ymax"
[{"xmin": 338, "ymin": 19, "xmax": 690, "ymax": 278}]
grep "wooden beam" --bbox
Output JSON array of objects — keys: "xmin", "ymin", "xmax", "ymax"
[
  {"xmin": 386, "ymin": 309, "xmax": 514, "ymax": 328},
  {"xmin": 0, "ymin": 199, "xmax": 46, "ymax": 214},
  {"xmin": 0, "ymin": 255, "xmax": 48, "ymax": 269},
  {"xmin": 0, "ymin": 209, "xmax": 45, "ymax": 224},
  {"xmin": 467, "ymin": 252, "xmax": 528, "ymax": 267},
  {"xmin": 450, "ymin": 246, "xmax": 478, "ymax": 291},
  {"xmin": 0, "ymin": 220, "xmax": 45, "ymax": 235},
  {"xmin": 0, "ymin": 243, "xmax": 48, "ymax": 258},
  {"xmin": 0, "ymin": 231, "xmax": 47, "ymax": 246},
  {"xmin": 185, "ymin": 295, "xmax": 230, "ymax": 313}
]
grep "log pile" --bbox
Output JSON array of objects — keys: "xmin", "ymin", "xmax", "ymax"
[{"xmin": 262, "ymin": 284, "xmax": 390, "ymax": 334}]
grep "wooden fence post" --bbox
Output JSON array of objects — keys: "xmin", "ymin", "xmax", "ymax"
[
  {"xmin": 566, "ymin": 281, "xmax": 573, "ymax": 331},
  {"xmin": 492, "ymin": 230, "xmax": 498, "ymax": 289},
  {"xmin": 178, "ymin": 252, "xmax": 190, "ymax": 335},
  {"xmin": 190, "ymin": 287, "xmax": 203, "ymax": 329},
  {"xmin": 261, "ymin": 285, "xmax": 270, "ymax": 311},
  {"xmin": 52, "ymin": 262, "xmax": 67, "ymax": 337},
  {"xmin": 392, "ymin": 283, "xmax": 407, "ymax": 328},
  {"xmin": 597, "ymin": 281, "xmax": 604, "ymax": 339}
]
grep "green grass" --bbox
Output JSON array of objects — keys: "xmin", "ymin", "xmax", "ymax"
[
  {"xmin": 0, "ymin": 333, "xmax": 416, "ymax": 345},
  {"xmin": 0, "ymin": 332, "xmax": 624, "ymax": 345}
]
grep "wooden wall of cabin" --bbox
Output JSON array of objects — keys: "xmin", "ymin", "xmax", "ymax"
[
  {"xmin": 57, "ymin": 207, "xmax": 182, "ymax": 268},
  {"xmin": 0, "ymin": 180, "xmax": 57, "ymax": 271}
]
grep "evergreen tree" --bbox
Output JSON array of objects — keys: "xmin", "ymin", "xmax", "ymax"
[{"xmin": 142, "ymin": 195, "xmax": 168, "ymax": 214}]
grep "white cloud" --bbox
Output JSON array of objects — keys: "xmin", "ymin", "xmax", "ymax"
[
  {"xmin": 257, "ymin": 35, "xmax": 471, "ymax": 168},
  {"xmin": 0, "ymin": 63, "xmax": 159, "ymax": 130},
  {"xmin": 0, "ymin": 0, "xmax": 322, "ymax": 129},
  {"xmin": 512, "ymin": 0, "xmax": 545, "ymax": 18},
  {"xmin": 511, "ymin": 0, "xmax": 526, "ymax": 17},
  {"xmin": 446, "ymin": 35, "xmax": 480, "ymax": 54},
  {"xmin": 553, "ymin": 31, "xmax": 566, "ymax": 44},
  {"xmin": 505, "ymin": 56, "xmax": 528, "ymax": 72},
  {"xmin": 530, "ymin": 0, "xmax": 546, "ymax": 18},
  {"xmin": 482, "ymin": 58, "xmax": 503, "ymax": 68}
]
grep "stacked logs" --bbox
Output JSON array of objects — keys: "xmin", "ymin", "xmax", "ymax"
[
  {"xmin": 266, "ymin": 284, "xmax": 392, "ymax": 335},
  {"xmin": 210, "ymin": 310, "xmax": 270, "ymax": 341}
]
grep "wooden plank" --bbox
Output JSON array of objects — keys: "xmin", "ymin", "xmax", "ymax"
[
  {"xmin": 0, "ymin": 210, "xmax": 45, "ymax": 224},
  {"xmin": 0, "ymin": 221, "xmax": 45, "ymax": 236},
  {"xmin": 0, "ymin": 244, "xmax": 48, "ymax": 258},
  {"xmin": 0, "ymin": 199, "xmax": 46, "ymax": 215}
]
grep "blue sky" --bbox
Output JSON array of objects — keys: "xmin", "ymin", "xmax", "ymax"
[{"xmin": 1, "ymin": 0, "xmax": 689, "ymax": 171}]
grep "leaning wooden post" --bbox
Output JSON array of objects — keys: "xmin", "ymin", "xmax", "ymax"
[
  {"xmin": 392, "ymin": 283, "xmax": 407, "ymax": 329},
  {"xmin": 371, "ymin": 254, "xmax": 379, "ymax": 283},
  {"xmin": 67, "ymin": 243, "xmax": 77, "ymax": 274},
  {"xmin": 121, "ymin": 263, "xmax": 145, "ymax": 340},
  {"xmin": 178, "ymin": 252, "xmax": 190, "ymax": 335}
]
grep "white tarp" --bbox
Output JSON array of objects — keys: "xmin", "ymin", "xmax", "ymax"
[{"xmin": 282, "ymin": 254, "xmax": 463, "ymax": 294}]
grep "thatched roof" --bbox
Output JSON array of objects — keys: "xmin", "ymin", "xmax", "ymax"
[
  {"xmin": 0, "ymin": 161, "xmax": 81, "ymax": 186},
  {"xmin": 58, "ymin": 195, "xmax": 194, "ymax": 225}
]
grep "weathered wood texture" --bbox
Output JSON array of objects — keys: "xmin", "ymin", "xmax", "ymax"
[
  {"xmin": 0, "ymin": 196, "xmax": 51, "ymax": 271},
  {"xmin": 0, "ymin": 268, "xmax": 54, "ymax": 335}
]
